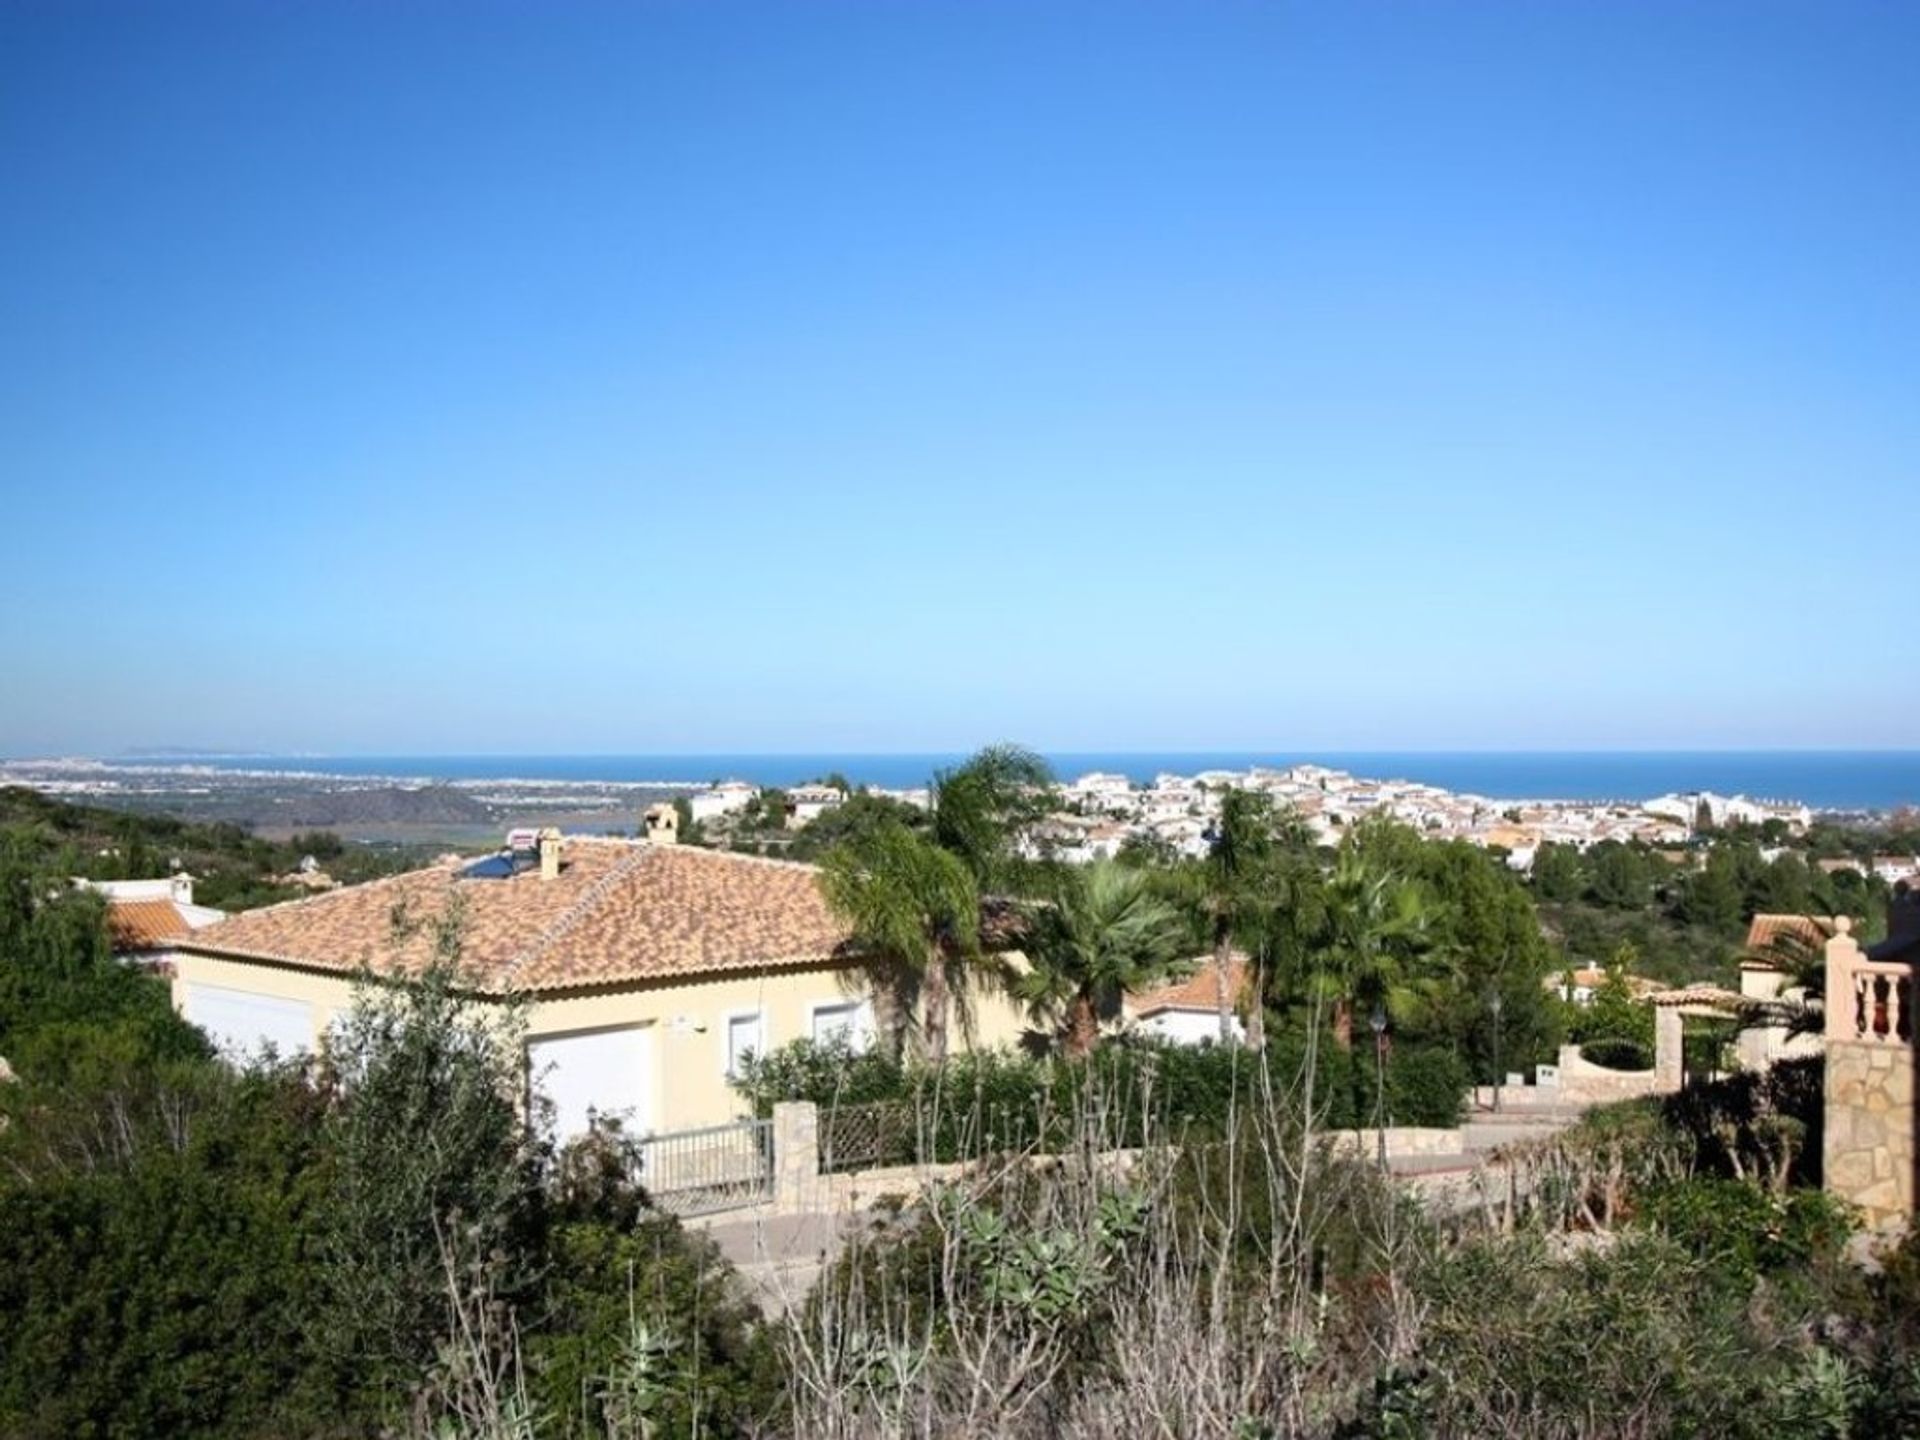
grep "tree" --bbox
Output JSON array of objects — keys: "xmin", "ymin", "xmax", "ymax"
[
  {"xmin": 929, "ymin": 743, "xmax": 1057, "ymax": 894},
  {"xmin": 820, "ymin": 819, "xmax": 983, "ymax": 1064},
  {"xmin": 1231, "ymin": 821, "xmax": 1326, "ymax": 1051},
  {"xmin": 1586, "ymin": 842, "xmax": 1652, "ymax": 910},
  {"xmin": 1682, "ymin": 849, "xmax": 1746, "ymax": 933},
  {"xmin": 1532, "ymin": 843, "xmax": 1584, "ymax": 903},
  {"xmin": 1752, "ymin": 853, "xmax": 1814, "ymax": 918},
  {"xmin": 1202, "ymin": 789, "xmax": 1274, "ymax": 1044},
  {"xmin": 315, "ymin": 954, "xmax": 537, "ymax": 1403},
  {"xmin": 1019, "ymin": 860, "xmax": 1185, "ymax": 1058},
  {"xmin": 785, "ymin": 790, "xmax": 928, "ymax": 861},
  {"xmin": 1313, "ymin": 845, "xmax": 1436, "ymax": 1049}
]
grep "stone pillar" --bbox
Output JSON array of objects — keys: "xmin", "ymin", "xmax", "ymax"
[
  {"xmin": 1824, "ymin": 919, "xmax": 1862, "ymax": 1044},
  {"xmin": 772, "ymin": 1101, "xmax": 819, "ymax": 1213},
  {"xmin": 1654, "ymin": 1005, "xmax": 1684, "ymax": 1092},
  {"xmin": 1822, "ymin": 921, "xmax": 1915, "ymax": 1233}
]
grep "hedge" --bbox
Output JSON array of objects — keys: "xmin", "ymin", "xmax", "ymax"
[{"xmin": 736, "ymin": 1033, "xmax": 1470, "ymax": 1163}]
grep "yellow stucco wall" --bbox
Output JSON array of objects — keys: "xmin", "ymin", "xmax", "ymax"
[{"xmin": 171, "ymin": 950, "xmax": 1030, "ymax": 1131}]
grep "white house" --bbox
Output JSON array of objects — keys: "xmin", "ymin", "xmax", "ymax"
[
  {"xmin": 786, "ymin": 784, "xmax": 847, "ymax": 829},
  {"xmin": 1124, "ymin": 956, "xmax": 1247, "ymax": 1046},
  {"xmin": 687, "ymin": 781, "xmax": 759, "ymax": 824}
]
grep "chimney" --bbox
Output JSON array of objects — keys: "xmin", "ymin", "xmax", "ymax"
[
  {"xmin": 643, "ymin": 803, "xmax": 680, "ymax": 845},
  {"xmin": 537, "ymin": 827, "xmax": 563, "ymax": 880}
]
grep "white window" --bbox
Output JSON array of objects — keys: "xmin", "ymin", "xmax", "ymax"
[
  {"xmin": 724, "ymin": 1010, "xmax": 765, "ymax": 1078},
  {"xmin": 809, "ymin": 999, "xmax": 873, "ymax": 1049}
]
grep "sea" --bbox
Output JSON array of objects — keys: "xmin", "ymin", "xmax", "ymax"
[{"xmin": 108, "ymin": 751, "xmax": 1920, "ymax": 812}]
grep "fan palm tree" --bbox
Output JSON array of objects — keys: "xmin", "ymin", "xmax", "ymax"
[
  {"xmin": 819, "ymin": 819, "xmax": 983, "ymax": 1065},
  {"xmin": 1019, "ymin": 860, "xmax": 1187, "ymax": 1059},
  {"xmin": 1203, "ymin": 788, "xmax": 1274, "ymax": 1044},
  {"xmin": 1313, "ymin": 846, "xmax": 1436, "ymax": 1048}
]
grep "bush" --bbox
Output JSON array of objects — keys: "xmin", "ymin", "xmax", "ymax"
[
  {"xmin": 1636, "ymin": 1177, "xmax": 1854, "ymax": 1281},
  {"xmin": 523, "ymin": 1215, "xmax": 779, "ymax": 1437},
  {"xmin": 0, "ymin": 1062, "xmax": 341, "ymax": 1438},
  {"xmin": 1579, "ymin": 1037, "xmax": 1654, "ymax": 1071},
  {"xmin": 313, "ymin": 963, "xmax": 540, "ymax": 1405},
  {"xmin": 1385, "ymin": 1230, "xmax": 1775, "ymax": 1438},
  {"xmin": 1662, "ymin": 1054, "xmax": 1823, "ymax": 1188},
  {"xmin": 737, "ymin": 1032, "xmax": 1470, "ymax": 1166}
]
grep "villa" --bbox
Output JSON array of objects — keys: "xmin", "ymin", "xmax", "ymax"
[{"xmin": 169, "ymin": 829, "xmax": 1027, "ymax": 1138}]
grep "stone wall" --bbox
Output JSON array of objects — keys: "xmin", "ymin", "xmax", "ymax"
[
  {"xmin": 1820, "ymin": 918, "xmax": 1915, "ymax": 1234},
  {"xmin": 1824, "ymin": 1039, "xmax": 1915, "ymax": 1233},
  {"xmin": 1542, "ymin": 1006, "xmax": 1686, "ymax": 1107}
]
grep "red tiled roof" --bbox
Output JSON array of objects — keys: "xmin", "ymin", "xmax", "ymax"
[
  {"xmin": 1742, "ymin": 913, "xmax": 1832, "ymax": 956},
  {"xmin": 1129, "ymin": 953, "xmax": 1247, "ymax": 1017},
  {"xmin": 179, "ymin": 840, "xmax": 862, "ymax": 994},
  {"xmin": 108, "ymin": 898, "xmax": 192, "ymax": 952}
]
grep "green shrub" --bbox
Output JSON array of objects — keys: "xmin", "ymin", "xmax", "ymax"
[
  {"xmin": 1636, "ymin": 1177, "xmax": 1854, "ymax": 1280},
  {"xmin": 733, "ymin": 1032, "xmax": 908, "ymax": 1114},
  {"xmin": 1579, "ymin": 1036, "xmax": 1654, "ymax": 1071},
  {"xmin": 523, "ymin": 1216, "xmax": 779, "ymax": 1437},
  {"xmin": 736, "ymin": 1033, "xmax": 1470, "ymax": 1163},
  {"xmin": 1661, "ymin": 1054, "xmax": 1824, "ymax": 1188},
  {"xmin": 313, "ymin": 963, "xmax": 540, "ymax": 1406},
  {"xmin": 1386, "ymin": 1229, "xmax": 1774, "ymax": 1438},
  {"xmin": 0, "ymin": 1063, "xmax": 342, "ymax": 1438}
]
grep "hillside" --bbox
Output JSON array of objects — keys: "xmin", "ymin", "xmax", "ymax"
[{"xmin": 0, "ymin": 786, "xmax": 435, "ymax": 911}]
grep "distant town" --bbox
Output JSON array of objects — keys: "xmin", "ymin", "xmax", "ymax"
[{"xmin": 16, "ymin": 752, "xmax": 1918, "ymax": 889}]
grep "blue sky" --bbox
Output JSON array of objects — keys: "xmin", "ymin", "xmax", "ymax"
[{"xmin": 2, "ymin": 1, "xmax": 1915, "ymax": 755}]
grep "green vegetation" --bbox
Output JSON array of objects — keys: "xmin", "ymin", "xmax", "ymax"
[
  {"xmin": 1016, "ymin": 859, "xmax": 1185, "ymax": 1057},
  {"xmin": 1530, "ymin": 826, "xmax": 1898, "ymax": 989},
  {"xmin": 0, "ymin": 784, "xmax": 427, "ymax": 911},
  {"xmin": 7, "ymin": 777, "xmax": 1920, "ymax": 1436},
  {"xmin": 0, "ymin": 835, "xmax": 773, "ymax": 1439},
  {"xmin": 734, "ymin": 1031, "xmax": 1473, "ymax": 1155}
]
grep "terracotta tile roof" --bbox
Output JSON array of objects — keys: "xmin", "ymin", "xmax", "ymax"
[
  {"xmin": 108, "ymin": 898, "xmax": 193, "ymax": 952},
  {"xmin": 1743, "ymin": 913, "xmax": 1833, "ymax": 957},
  {"xmin": 1128, "ymin": 953, "xmax": 1248, "ymax": 1017},
  {"xmin": 1649, "ymin": 984, "xmax": 1745, "ymax": 1010},
  {"xmin": 179, "ymin": 840, "xmax": 861, "ymax": 994}
]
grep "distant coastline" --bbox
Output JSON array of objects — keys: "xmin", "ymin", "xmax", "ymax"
[{"xmin": 32, "ymin": 749, "xmax": 1920, "ymax": 812}]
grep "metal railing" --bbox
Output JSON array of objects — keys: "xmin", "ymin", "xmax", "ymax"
[{"xmin": 633, "ymin": 1118, "xmax": 773, "ymax": 1216}]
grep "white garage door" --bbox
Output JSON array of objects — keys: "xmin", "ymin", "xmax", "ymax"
[
  {"xmin": 528, "ymin": 1026, "xmax": 655, "ymax": 1142},
  {"xmin": 184, "ymin": 983, "xmax": 313, "ymax": 1060}
]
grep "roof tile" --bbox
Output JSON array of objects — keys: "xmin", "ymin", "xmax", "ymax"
[{"xmin": 181, "ymin": 840, "xmax": 860, "ymax": 993}]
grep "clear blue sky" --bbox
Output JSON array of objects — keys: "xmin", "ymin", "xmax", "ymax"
[{"xmin": 2, "ymin": 1, "xmax": 1915, "ymax": 756}]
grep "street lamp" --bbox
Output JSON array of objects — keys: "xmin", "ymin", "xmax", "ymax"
[
  {"xmin": 1370, "ymin": 1004, "xmax": 1389, "ymax": 1169},
  {"xmin": 1489, "ymin": 990, "xmax": 1506, "ymax": 1114}
]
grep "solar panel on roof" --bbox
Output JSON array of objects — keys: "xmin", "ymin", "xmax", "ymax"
[{"xmin": 462, "ymin": 854, "xmax": 516, "ymax": 880}]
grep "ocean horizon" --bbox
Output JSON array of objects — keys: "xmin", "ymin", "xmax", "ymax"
[{"xmin": 87, "ymin": 749, "xmax": 1920, "ymax": 812}]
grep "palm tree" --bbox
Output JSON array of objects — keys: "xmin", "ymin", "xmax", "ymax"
[
  {"xmin": 1019, "ymin": 860, "xmax": 1186, "ymax": 1059},
  {"xmin": 1235, "ymin": 841, "xmax": 1329, "ymax": 1051},
  {"xmin": 820, "ymin": 819, "xmax": 983, "ymax": 1065},
  {"xmin": 1314, "ymin": 846, "xmax": 1436, "ymax": 1048},
  {"xmin": 1203, "ymin": 788, "xmax": 1274, "ymax": 1044},
  {"xmin": 1736, "ymin": 919, "xmax": 1832, "ymax": 1043},
  {"xmin": 930, "ymin": 743, "xmax": 1057, "ymax": 894}
]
